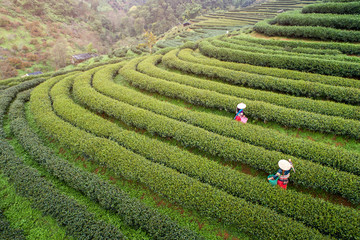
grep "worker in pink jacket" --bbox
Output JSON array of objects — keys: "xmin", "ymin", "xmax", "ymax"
[{"xmin": 234, "ymin": 103, "xmax": 248, "ymax": 123}]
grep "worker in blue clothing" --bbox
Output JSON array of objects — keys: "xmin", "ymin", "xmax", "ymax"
[{"xmin": 268, "ymin": 159, "xmax": 295, "ymax": 190}]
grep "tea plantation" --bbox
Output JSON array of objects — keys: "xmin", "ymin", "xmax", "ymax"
[{"xmin": 1, "ymin": 0, "xmax": 359, "ymax": 239}]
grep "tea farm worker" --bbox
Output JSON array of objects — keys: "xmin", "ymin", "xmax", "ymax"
[
  {"xmin": 269, "ymin": 159, "xmax": 295, "ymax": 190},
  {"xmin": 235, "ymin": 103, "xmax": 246, "ymax": 118}
]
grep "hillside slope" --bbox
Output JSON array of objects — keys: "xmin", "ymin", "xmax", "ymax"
[
  {"xmin": 0, "ymin": 0, "xmax": 131, "ymax": 78},
  {"xmin": 0, "ymin": 0, "xmax": 260, "ymax": 79}
]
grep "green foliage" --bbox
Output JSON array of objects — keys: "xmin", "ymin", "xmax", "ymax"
[
  {"xmin": 254, "ymin": 19, "xmax": 360, "ymax": 43},
  {"xmin": 74, "ymin": 64, "xmax": 360, "ymax": 239},
  {"xmin": 291, "ymin": 46, "xmax": 341, "ymax": 55},
  {"xmin": 0, "ymin": 78, "xmax": 46, "ymax": 138},
  {"xmin": 41, "ymin": 60, "xmax": 357, "ymax": 240},
  {"xmin": 154, "ymin": 47, "xmax": 177, "ymax": 55},
  {"xmin": 0, "ymin": 77, "xmax": 127, "ymax": 240},
  {"xmin": 323, "ymin": 0, "xmax": 360, "ymax": 2},
  {"xmin": 111, "ymin": 48, "xmax": 128, "ymax": 58},
  {"xmin": 0, "ymin": 74, "xmax": 50, "ymax": 86},
  {"xmin": 161, "ymin": 51, "xmax": 360, "ymax": 121},
  {"xmin": 0, "ymin": 141, "xmax": 125, "ymax": 239},
  {"xmin": 180, "ymin": 41, "xmax": 198, "ymax": 50},
  {"xmin": 7, "ymin": 85, "xmax": 202, "ymax": 240},
  {"xmin": 0, "ymin": 174, "xmax": 67, "ymax": 240},
  {"xmin": 143, "ymin": 30, "xmax": 157, "ymax": 54},
  {"xmin": 124, "ymin": 0, "xmax": 250, "ymax": 37},
  {"xmin": 136, "ymin": 53, "xmax": 360, "ymax": 173},
  {"xmin": 232, "ymin": 34, "xmax": 360, "ymax": 55},
  {"xmin": 86, "ymin": 43, "xmax": 97, "ymax": 53},
  {"xmin": 200, "ymin": 39, "xmax": 360, "ymax": 78},
  {"xmin": 130, "ymin": 46, "xmax": 143, "ymax": 55},
  {"xmin": 302, "ymin": 1, "xmax": 360, "ymax": 14},
  {"xmin": 4, "ymin": 2, "xmax": 360, "ymax": 238},
  {"xmin": 215, "ymin": 37, "xmax": 360, "ymax": 63},
  {"xmin": 126, "ymin": 1, "xmax": 177, "ymax": 35},
  {"xmin": 29, "ymin": 65, "xmax": 330, "ymax": 240},
  {"xmin": 117, "ymin": 58, "xmax": 360, "ymax": 203},
  {"xmin": 217, "ymin": 37, "xmax": 343, "ymax": 56},
  {"xmin": 85, "ymin": 63, "xmax": 359, "ymax": 240},
  {"xmin": 274, "ymin": 12, "xmax": 360, "ymax": 30},
  {"xmin": 182, "ymin": 3, "xmax": 202, "ymax": 20},
  {"xmin": 178, "ymin": 48, "xmax": 360, "ymax": 89},
  {"xmin": 0, "ymin": 208, "xmax": 25, "ymax": 240},
  {"xmin": 155, "ymin": 41, "xmax": 168, "ymax": 49},
  {"xmin": 49, "ymin": 64, "xmax": 360, "ymax": 239},
  {"xmin": 196, "ymin": 43, "xmax": 360, "ymax": 105}
]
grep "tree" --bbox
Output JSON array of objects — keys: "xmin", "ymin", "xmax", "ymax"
[
  {"xmin": 182, "ymin": 3, "xmax": 202, "ymax": 20},
  {"xmin": 106, "ymin": 10, "xmax": 124, "ymax": 32},
  {"xmin": 86, "ymin": 43, "xmax": 97, "ymax": 53},
  {"xmin": 120, "ymin": 16, "xmax": 136, "ymax": 37},
  {"xmin": 101, "ymin": 17, "xmax": 112, "ymax": 31},
  {"xmin": 134, "ymin": 17, "xmax": 145, "ymax": 36},
  {"xmin": 166, "ymin": 6, "xmax": 178, "ymax": 23},
  {"xmin": 51, "ymin": 38, "xmax": 68, "ymax": 69},
  {"xmin": 143, "ymin": 30, "xmax": 157, "ymax": 54}
]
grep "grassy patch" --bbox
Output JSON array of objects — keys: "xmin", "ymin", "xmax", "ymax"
[
  {"xmin": 0, "ymin": 25, "xmax": 32, "ymax": 49},
  {"xmin": 0, "ymin": 174, "xmax": 70, "ymax": 240}
]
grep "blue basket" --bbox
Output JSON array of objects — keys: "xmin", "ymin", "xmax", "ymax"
[{"xmin": 268, "ymin": 175, "xmax": 278, "ymax": 186}]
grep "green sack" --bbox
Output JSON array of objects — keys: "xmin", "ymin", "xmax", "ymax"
[{"xmin": 268, "ymin": 175, "xmax": 278, "ymax": 186}]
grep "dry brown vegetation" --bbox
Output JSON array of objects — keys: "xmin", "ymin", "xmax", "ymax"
[{"xmin": 0, "ymin": 61, "xmax": 18, "ymax": 79}]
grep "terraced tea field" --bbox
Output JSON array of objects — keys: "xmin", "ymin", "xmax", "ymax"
[
  {"xmin": 190, "ymin": 0, "xmax": 319, "ymax": 29},
  {"xmin": 156, "ymin": 0, "xmax": 321, "ymax": 50},
  {"xmin": 1, "ymin": 0, "xmax": 360, "ymax": 239},
  {"xmin": 255, "ymin": 0, "xmax": 360, "ymax": 41},
  {"xmin": 1, "ymin": 31, "xmax": 360, "ymax": 239}
]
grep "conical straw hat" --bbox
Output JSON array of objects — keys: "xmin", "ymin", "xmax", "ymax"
[
  {"xmin": 237, "ymin": 103, "xmax": 246, "ymax": 109},
  {"xmin": 278, "ymin": 159, "xmax": 291, "ymax": 171}
]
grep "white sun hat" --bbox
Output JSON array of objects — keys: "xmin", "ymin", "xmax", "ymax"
[
  {"xmin": 237, "ymin": 103, "xmax": 246, "ymax": 109},
  {"xmin": 278, "ymin": 159, "xmax": 291, "ymax": 171}
]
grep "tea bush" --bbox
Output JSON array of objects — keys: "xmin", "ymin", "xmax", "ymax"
[
  {"xmin": 275, "ymin": 12, "xmax": 360, "ymax": 30},
  {"xmin": 30, "ymin": 70, "xmax": 328, "ymax": 240},
  {"xmin": 0, "ymin": 141, "xmax": 126, "ymax": 240},
  {"xmin": 200, "ymin": 40, "xmax": 360, "ymax": 78},
  {"xmin": 47, "ymin": 65, "xmax": 360, "ymax": 239},
  {"xmin": 232, "ymin": 34, "xmax": 360, "ymax": 55},
  {"xmin": 178, "ymin": 48, "xmax": 360, "ymax": 89},
  {"xmin": 254, "ymin": 20, "xmax": 360, "ymax": 43},
  {"xmin": 118, "ymin": 59, "xmax": 360, "ymax": 203},
  {"xmin": 9, "ymin": 86, "xmax": 202, "ymax": 240},
  {"xmin": 302, "ymin": 1, "xmax": 360, "ymax": 14},
  {"xmin": 161, "ymin": 51, "xmax": 360, "ymax": 120}
]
